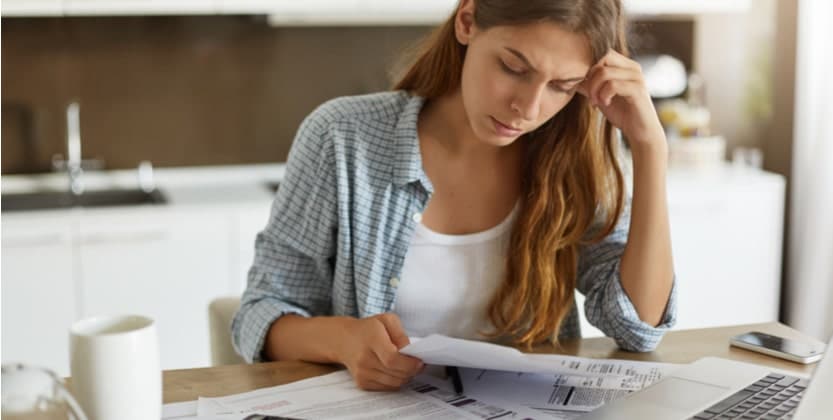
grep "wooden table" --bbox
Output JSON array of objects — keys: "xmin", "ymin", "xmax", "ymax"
[{"xmin": 162, "ymin": 322, "xmax": 824, "ymax": 403}]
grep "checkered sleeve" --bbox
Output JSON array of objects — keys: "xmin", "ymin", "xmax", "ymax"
[
  {"xmin": 231, "ymin": 110, "xmax": 339, "ymax": 363},
  {"xmin": 577, "ymin": 197, "xmax": 678, "ymax": 352}
]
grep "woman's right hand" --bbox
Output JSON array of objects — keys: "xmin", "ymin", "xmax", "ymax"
[{"xmin": 338, "ymin": 313, "xmax": 425, "ymax": 391}]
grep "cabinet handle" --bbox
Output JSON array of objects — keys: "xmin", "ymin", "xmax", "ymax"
[
  {"xmin": 81, "ymin": 231, "xmax": 167, "ymax": 245},
  {"xmin": 2, "ymin": 234, "xmax": 69, "ymax": 247}
]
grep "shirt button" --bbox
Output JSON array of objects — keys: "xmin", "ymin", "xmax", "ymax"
[
  {"xmin": 412, "ymin": 212, "xmax": 422, "ymax": 223},
  {"xmin": 389, "ymin": 277, "xmax": 400, "ymax": 287}
]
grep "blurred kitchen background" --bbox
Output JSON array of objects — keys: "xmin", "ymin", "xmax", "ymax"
[{"xmin": 2, "ymin": 1, "xmax": 831, "ymax": 376}]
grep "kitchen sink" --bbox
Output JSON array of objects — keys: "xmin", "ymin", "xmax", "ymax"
[{"xmin": 1, "ymin": 188, "xmax": 167, "ymax": 212}]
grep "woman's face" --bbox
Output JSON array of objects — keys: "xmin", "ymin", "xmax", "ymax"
[{"xmin": 455, "ymin": 5, "xmax": 594, "ymax": 147}]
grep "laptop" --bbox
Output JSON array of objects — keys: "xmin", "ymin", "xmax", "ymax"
[{"xmin": 580, "ymin": 335, "xmax": 832, "ymax": 420}]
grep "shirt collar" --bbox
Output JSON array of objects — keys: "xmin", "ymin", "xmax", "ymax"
[{"xmin": 392, "ymin": 94, "xmax": 434, "ymax": 194}]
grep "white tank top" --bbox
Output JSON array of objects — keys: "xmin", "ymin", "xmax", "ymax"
[{"xmin": 393, "ymin": 203, "xmax": 519, "ymax": 340}]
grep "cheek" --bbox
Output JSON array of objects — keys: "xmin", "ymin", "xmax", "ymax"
[
  {"xmin": 469, "ymin": 67, "xmax": 497, "ymax": 99},
  {"xmin": 463, "ymin": 56, "xmax": 513, "ymax": 106},
  {"xmin": 489, "ymin": 75, "xmax": 517, "ymax": 105}
]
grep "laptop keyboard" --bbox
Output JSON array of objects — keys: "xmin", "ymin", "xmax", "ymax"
[{"xmin": 690, "ymin": 373, "xmax": 809, "ymax": 420}]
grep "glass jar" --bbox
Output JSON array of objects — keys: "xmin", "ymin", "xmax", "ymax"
[{"xmin": 1, "ymin": 364, "xmax": 87, "ymax": 420}]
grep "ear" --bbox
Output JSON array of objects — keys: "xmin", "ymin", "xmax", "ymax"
[{"xmin": 454, "ymin": 0, "xmax": 477, "ymax": 46}]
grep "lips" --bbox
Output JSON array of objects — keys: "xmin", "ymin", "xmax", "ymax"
[{"xmin": 490, "ymin": 116, "xmax": 523, "ymax": 137}]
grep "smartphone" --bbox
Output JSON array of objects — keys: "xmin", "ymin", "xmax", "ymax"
[{"xmin": 730, "ymin": 331, "xmax": 825, "ymax": 364}]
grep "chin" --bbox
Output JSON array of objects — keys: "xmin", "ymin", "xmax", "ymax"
[
  {"xmin": 490, "ymin": 135, "xmax": 521, "ymax": 147},
  {"xmin": 474, "ymin": 121, "xmax": 522, "ymax": 147}
]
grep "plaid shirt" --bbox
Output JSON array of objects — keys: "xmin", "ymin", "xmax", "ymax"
[{"xmin": 231, "ymin": 91, "xmax": 677, "ymax": 362}]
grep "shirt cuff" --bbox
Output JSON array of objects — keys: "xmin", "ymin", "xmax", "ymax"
[
  {"xmin": 231, "ymin": 297, "xmax": 311, "ymax": 363},
  {"xmin": 601, "ymin": 264, "xmax": 678, "ymax": 352}
]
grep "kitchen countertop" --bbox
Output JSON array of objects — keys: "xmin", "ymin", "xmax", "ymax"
[
  {"xmin": 1, "ymin": 162, "xmax": 784, "ymax": 216},
  {"xmin": 1, "ymin": 163, "xmax": 286, "ymax": 215}
]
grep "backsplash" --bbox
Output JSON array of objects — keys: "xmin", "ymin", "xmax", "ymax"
[
  {"xmin": 1, "ymin": 17, "xmax": 690, "ymax": 174},
  {"xmin": 1, "ymin": 17, "xmax": 430, "ymax": 174}
]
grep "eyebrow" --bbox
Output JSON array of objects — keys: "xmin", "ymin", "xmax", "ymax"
[{"xmin": 504, "ymin": 47, "xmax": 586, "ymax": 83}]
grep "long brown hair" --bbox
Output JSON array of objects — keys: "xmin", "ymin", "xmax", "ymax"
[{"xmin": 394, "ymin": 0, "xmax": 628, "ymax": 348}]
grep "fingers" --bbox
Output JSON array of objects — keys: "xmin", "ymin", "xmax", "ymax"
[
  {"xmin": 583, "ymin": 65, "xmax": 642, "ymax": 107},
  {"xmin": 351, "ymin": 346, "xmax": 418, "ymax": 388},
  {"xmin": 376, "ymin": 313, "xmax": 410, "ymax": 349},
  {"xmin": 597, "ymin": 49, "xmax": 641, "ymax": 71},
  {"xmin": 353, "ymin": 368, "xmax": 410, "ymax": 391},
  {"xmin": 374, "ymin": 314, "xmax": 423, "ymax": 374},
  {"xmin": 364, "ymin": 313, "xmax": 423, "ymax": 372},
  {"xmin": 374, "ymin": 347, "xmax": 423, "ymax": 377},
  {"xmin": 579, "ymin": 50, "xmax": 644, "ymax": 106},
  {"xmin": 596, "ymin": 79, "xmax": 646, "ymax": 107},
  {"xmin": 343, "ymin": 314, "xmax": 425, "ymax": 392}
]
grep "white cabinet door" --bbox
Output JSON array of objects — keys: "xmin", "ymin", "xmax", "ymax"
[
  {"xmin": 1, "ymin": 0, "xmax": 63, "ymax": 16},
  {"xmin": 668, "ymin": 170, "xmax": 784, "ymax": 330},
  {"xmin": 78, "ymin": 209, "xmax": 230, "ymax": 370},
  {"xmin": 624, "ymin": 0, "xmax": 751, "ymax": 15},
  {"xmin": 231, "ymin": 203, "xmax": 272, "ymax": 295},
  {"xmin": 64, "ymin": 0, "xmax": 216, "ymax": 15},
  {"xmin": 1, "ymin": 215, "xmax": 77, "ymax": 376},
  {"xmin": 575, "ymin": 167, "xmax": 784, "ymax": 338},
  {"xmin": 254, "ymin": 0, "xmax": 457, "ymax": 25}
]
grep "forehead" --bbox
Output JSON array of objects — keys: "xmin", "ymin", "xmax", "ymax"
[{"xmin": 481, "ymin": 21, "xmax": 594, "ymax": 78}]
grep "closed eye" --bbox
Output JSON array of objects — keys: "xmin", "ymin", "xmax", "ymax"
[
  {"xmin": 499, "ymin": 59, "xmax": 526, "ymax": 76},
  {"xmin": 550, "ymin": 82, "xmax": 577, "ymax": 94},
  {"xmin": 501, "ymin": 58, "xmax": 578, "ymax": 94}
]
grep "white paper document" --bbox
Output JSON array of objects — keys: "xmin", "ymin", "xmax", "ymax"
[
  {"xmin": 411, "ymin": 373, "xmax": 548, "ymax": 419},
  {"xmin": 195, "ymin": 369, "xmax": 531, "ymax": 419},
  {"xmin": 459, "ymin": 358, "xmax": 680, "ymax": 415},
  {"xmin": 162, "ymin": 400, "xmax": 197, "ymax": 419},
  {"xmin": 401, "ymin": 334, "xmax": 631, "ymax": 375},
  {"xmin": 401, "ymin": 335, "xmax": 681, "ymax": 418},
  {"xmin": 174, "ymin": 335, "xmax": 679, "ymax": 419}
]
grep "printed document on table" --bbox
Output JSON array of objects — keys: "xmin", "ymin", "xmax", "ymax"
[
  {"xmin": 458, "ymin": 358, "xmax": 680, "ymax": 415},
  {"xmin": 412, "ymin": 371, "xmax": 548, "ymax": 419},
  {"xmin": 197, "ymin": 369, "xmax": 490, "ymax": 419},
  {"xmin": 162, "ymin": 400, "xmax": 197, "ymax": 419}
]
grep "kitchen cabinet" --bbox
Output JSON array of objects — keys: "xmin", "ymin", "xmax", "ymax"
[
  {"xmin": 1, "ymin": 164, "xmax": 783, "ymax": 368},
  {"xmin": 576, "ymin": 166, "xmax": 785, "ymax": 338},
  {"xmin": 260, "ymin": 0, "xmax": 752, "ymax": 26},
  {"xmin": 665, "ymin": 167, "xmax": 784, "ymax": 329},
  {"xmin": 624, "ymin": 0, "xmax": 751, "ymax": 16},
  {"xmin": 77, "ymin": 209, "xmax": 230, "ymax": 370},
  {"xmin": 0, "ymin": 195, "xmax": 271, "ymax": 375},
  {"xmin": 231, "ymin": 204, "xmax": 272, "ymax": 294},
  {"xmin": 3, "ymin": 0, "xmax": 751, "ymax": 20},
  {"xmin": 1, "ymin": 215, "xmax": 77, "ymax": 375},
  {"xmin": 0, "ymin": 0, "xmax": 62, "ymax": 16},
  {"xmin": 260, "ymin": 0, "xmax": 457, "ymax": 26},
  {"xmin": 63, "ymin": 0, "xmax": 216, "ymax": 15}
]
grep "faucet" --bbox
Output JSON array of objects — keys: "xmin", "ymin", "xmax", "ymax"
[
  {"xmin": 52, "ymin": 102, "xmax": 103, "ymax": 195},
  {"xmin": 66, "ymin": 102, "xmax": 84, "ymax": 195}
]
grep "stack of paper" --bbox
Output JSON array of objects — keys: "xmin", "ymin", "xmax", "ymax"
[
  {"xmin": 164, "ymin": 370, "xmax": 541, "ymax": 420},
  {"xmin": 402, "ymin": 335, "xmax": 680, "ymax": 419},
  {"xmin": 164, "ymin": 335, "xmax": 680, "ymax": 420}
]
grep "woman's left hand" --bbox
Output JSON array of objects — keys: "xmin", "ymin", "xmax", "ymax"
[{"xmin": 577, "ymin": 50, "xmax": 667, "ymax": 150}]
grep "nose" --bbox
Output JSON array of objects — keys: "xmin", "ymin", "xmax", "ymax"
[{"xmin": 510, "ymin": 84, "xmax": 544, "ymax": 121}]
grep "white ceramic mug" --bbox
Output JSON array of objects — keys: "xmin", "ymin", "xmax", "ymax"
[{"xmin": 69, "ymin": 315, "xmax": 161, "ymax": 420}]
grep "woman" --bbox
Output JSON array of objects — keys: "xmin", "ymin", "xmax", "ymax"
[{"xmin": 232, "ymin": 0, "xmax": 677, "ymax": 391}]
